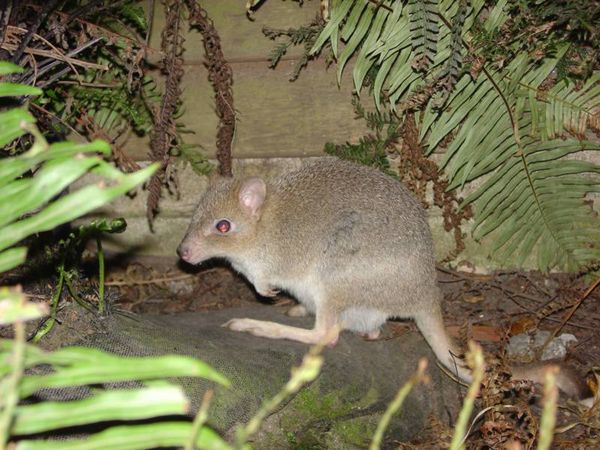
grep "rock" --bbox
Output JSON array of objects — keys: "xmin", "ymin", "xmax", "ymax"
[
  {"xmin": 43, "ymin": 304, "xmax": 462, "ymax": 448},
  {"xmin": 507, "ymin": 330, "xmax": 578, "ymax": 361}
]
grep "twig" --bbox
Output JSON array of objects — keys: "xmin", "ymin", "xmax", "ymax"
[
  {"xmin": 22, "ymin": 37, "xmax": 104, "ymax": 86},
  {"xmin": 30, "ymin": 6, "xmax": 162, "ymax": 56},
  {"xmin": 105, "ymin": 273, "xmax": 195, "ymax": 286},
  {"xmin": 490, "ymin": 282, "xmax": 546, "ymax": 305},
  {"xmin": 502, "ymin": 289, "xmax": 596, "ymax": 330},
  {"xmin": 29, "ymin": 102, "xmax": 83, "ymax": 138},
  {"xmin": 64, "ymin": 0, "xmax": 106, "ymax": 24},
  {"xmin": 3, "ymin": 27, "xmax": 107, "ymax": 71},
  {"xmin": 542, "ymin": 277, "xmax": 600, "ymax": 349},
  {"xmin": 10, "ymin": 0, "xmax": 61, "ymax": 63},
  {"xmin": 57, "ymin": 80, "xmax": 120, "ymax": 88},
  {"xmin": 435, "ymin": 265, "xmax": 494, "ymax": 281},
  {"xmin": 436, "ymin": 267, "xmax": 598, "ymax": 329},
  {"xmin": 23, "ymin": 293, "xmax": 50, "ymax": 300}
]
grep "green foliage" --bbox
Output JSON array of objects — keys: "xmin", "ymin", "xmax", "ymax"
[
  {"xmin": 0, "ymin": 293, "xmax": 230, "ymax": 450},
  {"xmin": 0, "ymin": 59, "xmax": 321, "ymax": 450},
  {"xmin": 7, "ymin": 1, "xmax": 211, "ymax": 175},
  {"xmin": 422, "ymin": 47, "xmax": 600, "ymax": 271},
  {"xmin": 0, "ymin": 62, "xmax": 157, "ymax": 273},
  {"xmin": 431, "ymin": 0, "xmax": 467, "ymax": 108},
  {"xmin": 408, "ymin": 0, "xmax": 440, "ymax": 72},
  {"xmin": 324, "ymin": 99, "xmax": 398, "ymax": 177},
  {"xmin": 177, "ymin": 143, "xmax": 215, "ymax": 176},
  {"xmin": 309, "ymin": 0, "xmax": 600, "ymax": 272},
  {"xmin": 31, "ymin": 218, "xmax": 129, "ymax": 343},
  {"xmin": 109, "ymin": 2, "xmax": 148, "ymax": 32},
  {"xmin": 0, "ymin": 134, "xmax": 155, "ymax": 273},
  {"xmin": 48, "ymin": 75, "xmax": 157, "ymax": 135},
  {"xmin": 0, "ymin": 62, "xmax": 229, "ymax": 450},
  {"xmin": 24, "ymin": 1, "xmax": 157, "ymax": 140},
  {"xmin": 263, "ymin": 17, "xmax": 326, "ymax": 81},
  {"xmin": 488, "ymin": 0, "xmax": 600, "ymax": 80},
  {"xmin": 0, "ymin": 290, "xmax": 325, "ymax": 450}
]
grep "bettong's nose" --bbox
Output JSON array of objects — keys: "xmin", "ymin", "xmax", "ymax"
[{"xmin": 177, "ymin": 242, "xmax": 191, "ymax": 261}]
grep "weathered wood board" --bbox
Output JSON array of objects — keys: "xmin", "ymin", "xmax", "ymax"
[{"xmin": 125, "ymin": 0, "xmax": 368, "ymax": 160}]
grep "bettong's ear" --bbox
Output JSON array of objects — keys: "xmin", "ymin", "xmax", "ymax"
[{"xmin": 238, "ymin": 177, "xmax": 266, "ymax": 220}]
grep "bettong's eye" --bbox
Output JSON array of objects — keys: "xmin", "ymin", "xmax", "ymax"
[{"xmin": 215, "ymin": 219, "xmax": 232, "ymax": 234}]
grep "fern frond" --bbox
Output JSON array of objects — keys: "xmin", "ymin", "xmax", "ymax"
[
  {"xmin": 268, "ymin": 42, "xmax": 291, "ymax": 68},
  {"xmin": 408, "ymin": 0, "xmax": 440, "ymax": 72},
  {"xmin": 310, "ymin": 0, "xmax": 354, "ymax": 58},
  {"xmin": 337, "ymin": 1, "xmax": 372, "ymax": 83},
  {"xmin": 345, "ymin": 2, "xmax": 390, "ymax": 88},
  {"xmin": 447, "ymin": 83, "xmax": 600, "ymax": 270},
  {"xmin": 431, "ymin": 0, "xmax": 467, "ymax": 109},
  {"xmin": 536, "ymin": 72, "xmax": 600, "ymax": 139},
  {"xmin": 306, "ymin": 0, "xmax": 600, "ymax": 271},
  {"xmin": 415, "ymin": 33, "xmax": 600, "ymax": 271},
  {"xmin": 482, "ymin": 0, "xmax": 510, "ymax": 33}
]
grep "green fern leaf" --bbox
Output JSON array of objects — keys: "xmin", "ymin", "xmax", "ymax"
[
  {"xmin": 310, "ymin": 0, "xmax": 355, "ymax": 58},
  {"xmin": 538, "ymin": 72, "xmax": 600, "ymax": 139},
  {"xmin": 349, "ymin": 2, "xmax": 390, "ymax": 91},
  {"xmin": 483, "ymin": 0, "xmax": 510, "ymax": 33},
  {"xmin": 469, "ymin": 139, "xmax": 600, "ymax": 271},
  {"xmin": 340, "ymin": 1, "xmax": 369, "ymax": 42},
  {"xmin": 337, "ymin": 1, "xmax": 372, "ymax": 84},
  {"xmin": 431, "ymin": 0, "xmax": 467, "ymax": 109},
  {"xmin": 308, "ymin": 0, "xmax": 600, "ymax": 272},
  {"xmin": 408, "ymin": 0, "xmax": 440, "ymax": 72}
]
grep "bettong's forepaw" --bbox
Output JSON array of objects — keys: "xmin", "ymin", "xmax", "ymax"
[{"xmin": 256, "ymin": 286, "xmax": 280, "ymax": 297}]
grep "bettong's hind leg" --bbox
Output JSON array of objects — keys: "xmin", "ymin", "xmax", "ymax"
[{"xmin": 223, "ymin": 305, "xmax": 340, "ymax": 345}]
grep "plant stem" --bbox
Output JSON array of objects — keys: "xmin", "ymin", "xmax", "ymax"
[
  {"xmin": 235, "ymin": 340, "xmax": 326, "ymax": 448},
  {"xmin": 370, "ymin": 358, "xmax": 429, "ymax": 450},
  {"xmin": 538, "ymin": 367, "xmax": 558, "ymax": 450},
  {"xmin": 185, "ymin": 389, "xmax": 213, "ymax": 450},
  {"xmin": 96, "ymin": 237, "xmax": 105, "ymax": 314},
  {"xmin": 32, "ymin": 261, "xmax": 65, "ymax": 343},
  {"xmin": 450, "ymin": 341, "xmax": 485, "ymax": 450},
  {"xmin": 64, "ymin": 276, "xmax": 94, "ymax": 312},
  {"xmin": 0, "ymin": 319, "xmax": 26, "ymax": 449}
]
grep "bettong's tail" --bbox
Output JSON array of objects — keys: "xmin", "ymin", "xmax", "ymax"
[
  {"xmin": 415, "ymin": 303, "xmax": 594, "ymax": 406},
  {"xmin": 414, "ymin": 306, "xmax": 471, "ymax": 382}
]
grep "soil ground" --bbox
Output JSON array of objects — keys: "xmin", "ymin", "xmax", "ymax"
[{"xmin": 2, "ymin": 257, "xmax": 599, "ymax": 449}]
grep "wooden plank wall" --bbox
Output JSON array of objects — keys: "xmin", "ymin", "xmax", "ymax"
[{"xmin": 126, "ymin": 0, "xmax": 368, "ymax": 161}]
